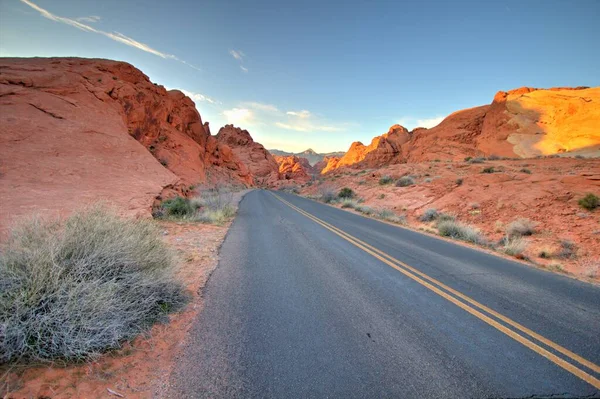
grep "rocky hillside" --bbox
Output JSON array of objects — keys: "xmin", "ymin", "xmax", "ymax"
[
  {"xmin": 269, "ymin": 148, "xmax": 345, "ymax": 166},
  {"xmin": 274, "ymin": 155, "xmax": 312, "ymax": 181},
  {"xmin": 216, "ymin": 125, "xmax": 280, "ymax": 185},
  {"xmin": 0, "ymin": 57, "xmax": 275, "ymax": 231},
  {"xmin": 324, "ymin": 87, "xmax": 600, "ymax": 173}
]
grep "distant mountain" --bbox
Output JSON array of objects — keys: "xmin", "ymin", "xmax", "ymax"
[{"xmin": 269, "ymin": 148, "xmax": 345, "ymax": 166}]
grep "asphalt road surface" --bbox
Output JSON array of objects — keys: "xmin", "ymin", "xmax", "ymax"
[{"xmin": 169, "ymin": 190, "xmax": 600, "ymax": 398}]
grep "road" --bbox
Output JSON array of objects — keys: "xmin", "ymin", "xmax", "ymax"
[{"xmin": 169, "ymin": 189, "xmax": 600, "ymax": 398}]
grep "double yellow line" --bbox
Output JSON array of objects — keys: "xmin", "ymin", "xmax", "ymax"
[{"xmin": 271, "ymin": 192, "xmax": 600, "ymax": 389}]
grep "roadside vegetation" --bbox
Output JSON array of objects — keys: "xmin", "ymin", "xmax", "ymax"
[
  {"xmin": 0, "ymin": 207, "xmax": 187, "ymax": 364},
  {"xmin": 154, "ymin": 186, "xmax": 237, "ymax": 225}
]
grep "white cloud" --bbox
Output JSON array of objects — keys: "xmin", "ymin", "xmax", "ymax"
[
  {"xmin": 77, "ymin": 15, "xmax": 101, "ymax": 23},
  {"xmin": 240, "ymin": 65, "xmax": 248, "ymax": 73},
  {"xmin": 180, "ymin": 89, "xmax": 218, "ymax": 105},
  {"xmin": 286, "ymin": 110, "xmax": 311, "ymax": 119},
  {"xmin": 223, "ymin": 108, "xmax": 252, "ymax": 124},
  {"xmin": 229, "ymin": 49, "xmax": 245, "ymax": 61},
  {"xmin": 416, "ymin": 116, "xmax": 444, "ymax": 129},
  {"xmin": 243, "ymin": 102, "xmax": 279, "ymax": 112},
  {"xmin": 19, "ymin": 0, "xmax": 200, "ymax": 71},
  {"xmin": 275, "ymin": 122, "xmax": 343, "ymax": 133}
]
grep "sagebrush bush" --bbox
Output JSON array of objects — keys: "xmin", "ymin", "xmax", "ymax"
[
  {"xmin": 376, "ymin": 209, "xmax": 406, "ymax": 224},
  {"xmin": 578, "ymin": 193, "xmax": 599, "ymax": 211},
  {"xmin": 379, "ymin": 175, "xmax": 394, "ymax": 185},
  {"xmin": 338, "ymin": 187, "xmax": 355, "ymax": 198},
  {"xmin": 557, "ymin": 240, "xmax": 577, "ymax": 259},
  {"xmin": 355, "ymin": 205, "xmax": 375, "ymax": 215},
  {"xmin": 420, "ymin": 208, "xmax": 439, "ymax": 222},
  {"xmin": 0, "ymin": 207, "xmax": 187, "ymax": 364},
  {"xmin": 506, "ymin": 218, "xmax": 537, "ymax": 237},
  {"xmin": 318, "ymin": 186, "xmax": 337, "ymax": 203},
  {"xmin": 396, "ymin": 176, "xmax": 415, "ymax": 187},
  {"xmin": 437, "ymin": 220, "xmax": 484, "ymax": 244}
]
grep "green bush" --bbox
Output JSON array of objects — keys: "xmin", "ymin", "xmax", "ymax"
[
  {"xmin": 379, "ymin": 175, "xmax": 394, "ymax": 185},
  {"xmin": 0, "ymin": 207, "xmax": 187, "ymax": 363},
  {"xmin": 160, "ymin": 196, "xmax": 195, "ymax": 217},
  {"xmin": 338, "ymin": 187, "xmax": 355, "ymax": 198},
  {"xmin": 578, "ymin": 193, "xmax": 599, "ymax": 211}
]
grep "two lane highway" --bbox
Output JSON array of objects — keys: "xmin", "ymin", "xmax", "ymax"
[{"xmin": 169, "ymin": 190, "xmax": 600, "ymax": 398}]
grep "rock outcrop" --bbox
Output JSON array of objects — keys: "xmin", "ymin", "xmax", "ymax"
[
  {"xmin": 216, "ymin": 125, "xmax": 280, "ymax": 185},
  {"xmin": 324, "ymin": 87, "xmax": 600, "ymax": 172},
  {"xmin": 269, "ymin": 148, "xmax": 345, "ymax": 166},
  {"xmin": 0, "ymin": 57, "xmax": 258, "ymax": 230},
  {"xmin": 274, "ymin": 155, "xmax": 312, "ymax": 181}
]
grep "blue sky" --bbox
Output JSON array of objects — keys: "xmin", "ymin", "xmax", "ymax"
[{"xmin": 1, "ymin": 0, "xmax": 599, "ymax": 152}]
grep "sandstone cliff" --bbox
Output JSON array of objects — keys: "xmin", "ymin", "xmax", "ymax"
[{"xmin": 274, "ymin": 155, "xmax": 312, "ymax": 181}]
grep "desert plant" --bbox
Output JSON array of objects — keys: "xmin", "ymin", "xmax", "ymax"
[
  {"xmin": 379, "ymin": 175, "xmax": 394, "ymax": 185},
  {"xmin": 376, "ymin": 209, "xmax": 406, "ymax": 224},
  {"xmin": 318, "ymin": 186, "xmax": 337, "ymax": 203},
  {"xmin": 377, "ymin": 194, "xmax": 385, "ymax": 199},
  {"xmin": 420, "ymin": 208, "xmax": 439, "ymax": 222},
  {"xmin": 500, "ymin": 236, "xmax": 528, "ymax": 257},
  {"xmin": 464, "ymin": 157, "xmax": 472, "ymax": 162},
  {"xmin": 456, "ymin": 178, "xmax": 463, "ymax": 185},
  {"xmin": 488, "ymin": 154, "xmax": 500, "ymax": 160},
  {"xmin": 437, "ymin": 212, "xmax": 457, "ymax": 222},
  {"xmin": 506, "ymin": 218, "xmax": 537, "ymax": 237},
  {"xmin": 160, "ymin": 196, "xmax": 195, "ymax": 218},
  {"xmin": 482, "ymin": 166, "xmax": 495, "ymax": 173},
  {"xmin": 557, "ymin": 240, "xmax": 577, "ymax": 259},
  {"xmin": 159, "ymin": 158, "xmax": 168, "ymax": 167},
  {"xmin": 469, "ymin": 157, "xmax": 486, "ymax": 164},
  {"xmin": 0, "ymin": 207, "xmax": 187, "ymax": 363},
  {"xmin": 437, "ymin": 220, "xmax": 484, "ymax": 244},
  {"xmin": 340, "ymin": 198, "xmax": 359, "ymax": 209},
  {"xmin": 578, "ymin": 193, "xmax": 599, "ymax": 211},
  {"xmin": 338, "ymin": 187, "xmax": 355, "ymax": 199},
  {"xmin": 520, "ymin": 168, "xmax": 532, "ymax": 174},
  {"xmin": 396, "ymin": 176, "xmax": 415, "ymax": 187},
  {"xmin": 355, "ymin": 205, "xmax": 375, "ymax": 215}
]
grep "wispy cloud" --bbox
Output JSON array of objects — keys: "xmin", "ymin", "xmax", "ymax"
[
  {"xmin": 242, "ymin": 102, "xmax": 279, "ymax": 112},
  {"xmin": 229, "ymin": 49, "xmax": 248, "ymax": 72},
  {"xmin": 76, "ymin": 15, "xmax": 101, "ymax": 23},
  {"xmin": 275, "ymin": 122, "xmax": 343, "ymax": 133},
  {"xmin": 223, "ymin": 108, "xmax": 253, "ymax": 124},
  {"xmin": 416, "ymin": 116, "xmax": 444, "ymax": 128},
  {"xmin": 180, "ymin": 89, "xmax": 219, "ymax": 105},
  {"xmin": 19, "ymin": 0, "xmax": 200, "ymax": 71},
  {"xmin": 286, "ymin": 110, "xmax": 311, "ymax": 119}
]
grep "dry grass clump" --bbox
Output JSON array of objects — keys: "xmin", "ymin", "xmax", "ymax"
[
  {"xmin": 377, "ymin": 210, "xmax": 406, "ymax": 224},
  {"xmin": 154, "ymin": 187, "xmax": 237, "ymax": 226},
  {"xmin": 557, "ymin": 240, "xmax": 577, "ymax": 259},
  {"xmin": 500, "ymin": 236, "xmax": 528, "ymax": 257},
  {"xmin": 379, "ymin": 175, "xmax": 394, "ymax": 185},
  {"xmin": 396, "ymin": 176, "xmax": 415, "ymax": 187},
  {"xmin": 0, "ymin": 207, "xmax": 187, "ymax": 364},
  {"xmin": 506, "ymin": 218, "xmax": 537, "ymax": 237},
  {"xmin": 318, "ymin": 186, "xmax": 337, "ymax": 203},
  {"xmin": 355, "ymin": 205, "xmax": 375, "ymax": 215},
  {"xmin": 437, "ymin": 220, "xmax": 484, "ymax": 244},
  {"xmin": 341, "ymin": 198, "xmax": 359, "ymax": 209}
]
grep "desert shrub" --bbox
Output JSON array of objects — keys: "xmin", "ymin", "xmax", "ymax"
[
  {"xmin": 377, "ymin": 194, "xmax": 385, "ymax": 199},
  {"xmin": 376, "ymin": 209, "xmax": 406, "ymax": 224},
  {"xmin": 355, "ymin": 205, "xmax": 375, "ymax": 215},
  {"xmin": 338, "ymin": 187, "xmax": 355, "ymax": 199},
  {"xmin": 488, "ymin": 154, "xmax": 500, "ymax": 160},
  {"xmin": 578, "ymin": 193, "xmax": 599, "ymax": 211},
  {"xmin": 469, "ymin": 157, "xmax": 486, "ymax": 164},
  {"xmin": 456, "ymin": 178, "xmax": 463, "ymax": 186},
  {"xmin": 520, "ymin": 168, "xmax": 532, "ymax": 174},
  {"xmin": 506, "ymin": 218, "xmax": 537, "ymax": 237},
  {"xmin": 318, "ymin": 186, "xmax": 337, "ymax": 203},
  {"xmin": 424, "ymin": 178, "xmax": 432, "ymax": 183},
  {"xmin": 341, "ymin": 198, "xmax": 359, "ymax": 209},
  {"xmin": 557, "ymin": 240, "xmax": 577, "ymax": 259},
  {"xmin": 574, "ymin": 155, "xmax": 585, "ymax": 159},
  {"xmin": 500, "ymin": 236, "xmax": 528, "ymax": 257},
  {"xmin": 538, "ymin": 248, "xmax": 552, "ymax": 259},
  {"xmin": 0, "ymin": 207, "xmax": 187, "ymax": 363},
  {"xmin": 379, "ymin": 175, "xmax": 394, "ymax": 185},
  {"xmin": 159, "ymin": 159, "xmax": 168, "ymax": 167},
  {"xmin": 279, "ymin": 185, "xmax": 300, "ymax": 194},
  {"xmin": 193, "ymin": 208, "xmax": 235, "ymax": 225},
  {"xmin": 482, "ymin": 166, "xmax": 495, "ymax": 174},
  {"xmin": 420, "ymin": 208, "xmax": 439, "ymax": 222},
  {"xmin": 437, "ymin": 212, "xmax": 457, "ymax": 222},
  {"xmin": 159, "ymin": 196, "xmax": 195, "ymax": 218},
  {"xmin": 396, "ymin": 176, "xmax": 415, "ymax": 187},
  {"xmin": 437, "ymin": 220, "xmax": 484, "ymax": 244},
  {"xmin": 464, "ymin": 157, "xmax": 472, "ymax": 162},
  {"xmin": 358, "ymin": 180, "xmax": 366, "ymax": 185},
  {"xmin": 192, "ymin": 187, "xmax": 236, "ymax": 225}
]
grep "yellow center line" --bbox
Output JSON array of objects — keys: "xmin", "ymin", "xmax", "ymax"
[{"xmin": 271, "ymin": 192, "xmax": 600, "ymax": 389}]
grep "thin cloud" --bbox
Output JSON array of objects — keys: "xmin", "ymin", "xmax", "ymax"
[
  {"xmin": 416, "ymin": 116, "xmax": 444, "ymax": 129},
  {"xmin": 286, "ymin": 110, "xmax": 311, "ymax": 119},
  {"xmin": 243, "ymin": 102, "xmax": 279, "ymax": 113},
  {"xmin": 77, "ymin": 15, "xmax": 101, "ymax": 23},
  {"xmin": 180, "ymin": 89, "xmax": 219, "ymax": 105},
  {"xmin": 19, "ymin": 0, "xmax": 200, "ymax": 71},
  {"xmin": 275, "ymin": 122, "xmax": 343, "ymax": 133},
  {"xmin": 229, "ymin": 49, "xmax": 245, "ymax": 61},
  {"xmin": 240, "ymin": 65, "xmax": 248, "ymax": 73},
  {"xmin": 223, "ymin": 108, "xmax": 252, "ymax": 124}
]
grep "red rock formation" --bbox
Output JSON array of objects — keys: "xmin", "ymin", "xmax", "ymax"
[
  {"xmin": 0, "ymin": 57, "xmax": 257, "ymax": 230},
  {"xmin": 216, "ymin": 125, "xmax": 280, "ymax": 185},
  {"xmin": 274, "ymin": 155, "xmax": 311, "ymax": 181}
]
